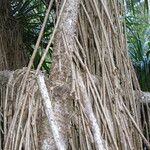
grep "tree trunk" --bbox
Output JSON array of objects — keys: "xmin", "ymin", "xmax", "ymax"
[
  {"xmin": 0, "ymin": 0, "xmax": 28, "ymax": 70},
  {"xmin": 1, "ymin": 0, "xmax": 150, "ymax": 150},
  {"xmin": 38, "ymin": 0, "xmax": 150, "ymax": 149},
  {"xmin": 38, "ymin": 0, "xmax": 80, "ymax": 149},
  {"xmin": 0, "ymin": 1, "xmax": 28, "ymax": 149}
]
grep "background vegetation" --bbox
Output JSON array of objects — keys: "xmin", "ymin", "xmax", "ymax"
[
  {"xmin": 10, "ymin": 0, "xmax": 55, "ymax": 73},
  {"xmin": 125, "ymin": 0, "xmax": 150, "ymax": 91}
]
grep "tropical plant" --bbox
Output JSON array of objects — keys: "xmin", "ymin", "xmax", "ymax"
[
  {"xmin": 10, "ymin": 0, "xmax": 55, "ymax": 73},
  {"xmin": 125, "ymin": 0, "xmax": 150, "ymax": 91}
]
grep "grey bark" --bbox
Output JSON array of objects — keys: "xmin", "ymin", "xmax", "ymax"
[
  {"xmin": 1, "ymin": 70, "xmax": 150, "ymax": 103},
  {"xmin": 37, "ymin": 0, "xmax": 80, "ymax": 149},
  {"xmin": 37, "ymin": 74, "xmax": 66, "ymax": 150},
  {"xmin": 140, "ymin": 91, "xmax": 150, "ymax": 103}
]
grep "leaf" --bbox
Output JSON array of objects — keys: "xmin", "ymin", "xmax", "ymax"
[{"xmin": 146, "ymin": 50, "xmax": 150, "ymax": 59}]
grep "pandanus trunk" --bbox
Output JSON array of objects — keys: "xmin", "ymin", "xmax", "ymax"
[
  {"xmin": 38, "ymin": 0, "xmax": 80, "ymax": 149},
  {"xmin": 0, "ymin": 0, "xmax": 28, "ymax": 70},
  {"xmin": 1, "ymin": 0, "xmax": 150, "ymax": 150},
  {"xmin": 0, "ymin": 1, "xmax": 28, "ymax": 149}
]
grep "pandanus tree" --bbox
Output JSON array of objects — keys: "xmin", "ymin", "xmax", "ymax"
[
  {"xmin": 0, "ymin": 0, "xmax": 28, "ymax": 70},
  {"xmin": 0, "ymin": 0, "xmax": 150, "ymax": 150}
]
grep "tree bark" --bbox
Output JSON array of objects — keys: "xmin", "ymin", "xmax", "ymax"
[
  {"xmin": 1, "ymin": 0, "xmax": 150, "ymax": 149},
  {"xmin": 140, "ymin": 91, "xmax": 150, "ymax": 103},
  {"xmin": 0, "ymin": 0, "xmax": 28, "ymax": 70},
  {"xmin": 0, "ymin": 1, "xmax": 28, "ymax": 149},
  {"xmin": 2, "ymin": 71, "xmax": 150, "ymax": 104},
  {"xmin": 37, "ymin": 0, "xmax": 80, "ymax": 149}
]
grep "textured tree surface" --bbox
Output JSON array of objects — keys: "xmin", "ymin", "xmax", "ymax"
[
  {"xmin": 0, "ymin": 0, "xmax": 150, "ymax": 150},
  {"xmin": 0, "ymin": 0, "xmax": 28, "ymax": 70}
]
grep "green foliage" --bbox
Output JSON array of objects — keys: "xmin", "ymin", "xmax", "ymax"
[
  {"xmin": 125, "ymin": 0, "xmax": 150, "ymax": 91},
  {"xmin": 10, "ymin": 0, "xmax": 55, "ymax": 73},
  {"xmin": 126, "ymin": 0, "xmax": 149, "ymax": 16}
]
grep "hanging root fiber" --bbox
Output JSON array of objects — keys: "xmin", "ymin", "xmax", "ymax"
[{"xmin": 0, "ymin": 0, "xmax": 150, "ymax": 150}]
